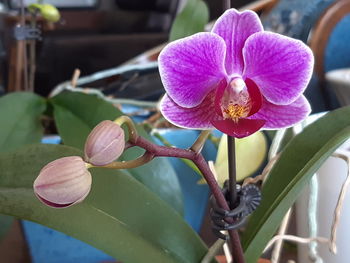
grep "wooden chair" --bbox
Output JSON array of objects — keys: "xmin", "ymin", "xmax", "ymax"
[
  {"xmin": 310, "ymin": 0, "xmax": 350, "ymax": 81},
  {"xmin": 307, "ymin": 0, "xmax": 350, "ymax": 110}
]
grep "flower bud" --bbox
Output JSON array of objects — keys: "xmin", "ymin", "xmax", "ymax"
[
  {"xmin": 34, "ymin": 156, "xmax": 92, "ymax": 208},
  {"xmin": 84, "ymin": 120, "xmax": 125, "ymax": 166}
]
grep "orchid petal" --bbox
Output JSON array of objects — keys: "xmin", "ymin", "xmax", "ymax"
[
  {"xmin": 245, "ymin": 78, "xmax": 262, "ymax": 116},
  {"xmin": 214, "ymin": 79, "xmax": 228, "ymax": 117},
  {"xmin": 160, "ymin": 93, "xmax": 220, "ymax": 129},
  {"xmin": 249, "ymin": 95, "xmax": 311, "ymax": 129},
  {"xmin": 158, "ymin": 32, "xmax": 227, "ymax": 108},
  {"xmin": 212, "ymin": 9, "xmax": 263, "ymax": 75},
  {"xmin": 212, "ymin": 119, "xmax": 265, "ymax": 138},
  {"xmin": 243, "ymin": 32, "xmax": 314, "ymax": 105}
]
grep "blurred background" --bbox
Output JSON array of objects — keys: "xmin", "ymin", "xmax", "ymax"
[
  {"xmin": 0, "ymin": 0, "xmax": 253, "ymax": 96},
  {"xmin": 1, "ymin": 1, "xmax": 350, "ymax": 262}
]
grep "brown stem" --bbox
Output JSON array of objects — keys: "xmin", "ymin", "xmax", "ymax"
[
  {"xmin": 220, "ymin": 0, "xmax": 246, "ymax": 261},
  {"xmin": 228, "ymin": 136, "xmax": 237, "ymax": 208},
  {"xmin": 96, "ymin": 133, "xmax": 245, "ymax": 262},
  {"xmin": 195, "ymin": 153, "xmax": 244, "ymax": 263},
  {"xmin": 122, "ymin": 136, "xmax": 224, "ymax": 201},
  {"xmin": 94, "ymin": 152, "xmax": 154, "ymax": 169},
  {"xmin": 133, "ymin": 136, "xmax": 245, "ymax": 263}
]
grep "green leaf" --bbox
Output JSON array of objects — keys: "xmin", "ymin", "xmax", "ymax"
[
  {"xmin": 242, "ymin": 107, "xmax": 350, "ymax": 263},
  {"xmin": 50, "ymin": 91, "xmax": 183, "ymax": 214},
  {"xmin": 0, "ymin": 92, "xmax": 46, "ymax": 153},
  {"xmin": 50, "ymin": 92, "xmax": 121, "ymax": 149},
  {"xmin": 0, "ymin": 144, "xmax": 209, "ymax": 263},
  {"xmin": 214, "ymin": 132, "xmax": 267, "ymax": 186},
  {"xmin": 169, "ymin": 0, "xmax": 209, "ymax": 41}
]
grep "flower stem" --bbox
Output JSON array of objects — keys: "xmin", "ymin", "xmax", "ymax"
[
  {"xmin": 114, "ymin": 116, "xmax": 138, "ymax": 143},
  {"xmin": 97, "ymin": 131, "xmax": 245, "ymax": 263},
  {"xmin": 195, "ymin": 151, "xmax": 244, "ymax": 263},
  {"xmin": 92, "ymin": 152, "xmax": 154, "ymax": 169},
  {"xmin": 221, "ymin": 2, "xmax": 245, "ymax": 261},
  {"xmin": 227, "ymin": 137, "xmax": 245, "ymax": 263},
  {"xmin": 132, "ymin": 136, "xmax": 245, "ymax": 263},
  {"xmin": 227, "ymin": 136, "xmax": 237, "ymax": 208}
]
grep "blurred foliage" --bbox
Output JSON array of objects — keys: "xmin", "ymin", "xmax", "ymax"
[
  {"xmin": 28, "ymin": 3, "xmax": 60, "ymax": 22},
  {"xmin": 0, "ymin": 92, "xmax": 46, "ymax": 154},
  {"xmin": 169, "ymin": 0, "xmax": 209, "ymax": 41}
]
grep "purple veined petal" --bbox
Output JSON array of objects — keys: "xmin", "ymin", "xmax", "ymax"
[
  {"xmin": 212, "ymin": 9, "xmax": 263, "ymax": 76},
  {"xmin": 159, "ymin": 92, "xmax": 221, "ymax": 129},
  {"xmin": 249, "ymin": 95, "xmax": 311, "ymax": 129},
  {"xmin": 214, "ymin": 79, "xmax": 228, "ymax": 117},
  {"xmin": 243, "ymin": 31, "xmax": 314, "ymax": 105},
  {"xmin": 212, "ymin": 118, "xmax": 266, "ymax": 138},
  {"xmin": 245, "ymin": 78, "xmax": 262, "ymax": 116},
  {"xmin": 158, "ymin": 32, "xmax": 227, "ymax": 108}
]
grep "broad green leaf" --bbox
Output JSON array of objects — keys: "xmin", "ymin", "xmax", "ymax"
[
  {"xmin": 50, "ymin": 91, "xmax": 183, "ymax": 214},
  {"xmin": 50, "ymin": 91, "xmax": 122, "ymax": 149},
  {"xmin": 0, "ymin": 92, "xmax": 46, "ymax": 153},
  {"xmin": 169, "ymin": 0, "xmax": 209, "ymax": 41},
  {"xmin": 0, "ymin": 144, "xmax": 210, "ymax": 263},
  {"xmin": 214, "ymin": 133, "xmax": 267, "ymax": 186},
  {"xmin": 242, "ymin": 107, "xmax": 350, "ymax": 263}
]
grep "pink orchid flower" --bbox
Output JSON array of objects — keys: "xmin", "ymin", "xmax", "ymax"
[{"xmin": 159, "ymin": 9, "xmax": 314, "ymax": 138}]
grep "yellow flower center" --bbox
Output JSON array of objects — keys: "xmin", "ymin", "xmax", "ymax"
[
  {"xmin": 219, "ymin": 78, "xmax": 253, "ymax": 122},
  {"xmin": 223, "ymin": 104, "xmax": 250, "ymax": 122}
]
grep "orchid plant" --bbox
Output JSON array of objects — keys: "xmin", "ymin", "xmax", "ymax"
[{"xmin": 30, "ymin": 8, "xmax": 314, "ymax": 263}]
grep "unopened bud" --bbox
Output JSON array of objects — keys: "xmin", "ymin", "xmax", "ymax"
[
  {"xmin": 84, "ymin": 120, "xmax": 125, "ymax": 166},
  {"xmin": 34, "ymin": 156, "xmax": 92, "ymax": 208}
]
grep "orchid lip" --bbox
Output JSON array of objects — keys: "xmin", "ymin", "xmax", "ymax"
[{"xmin": 217, "ymin": 77, "xmax": 254, "ymax": 122}]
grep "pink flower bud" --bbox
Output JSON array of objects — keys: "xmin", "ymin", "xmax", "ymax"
[
  {"xmin": 84, "ymin": 120, "xmax": 125, "ymax": 166},
  {"xmin": 34, "ymin": 156, "xmax": 92, "ymax": 208}
]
